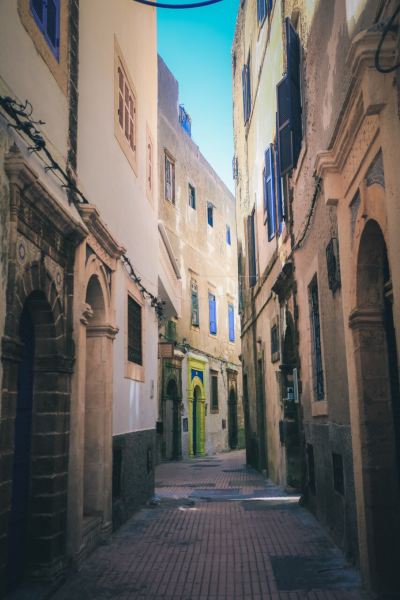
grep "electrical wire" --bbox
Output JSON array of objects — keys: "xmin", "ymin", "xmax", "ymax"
[
  {"xmin": 375, "ymin": 3, "xmax": 400, "ymax": 73},
  {"xmin": 132, "ymin": 0, "xmax": 223, "ymax": 8}
]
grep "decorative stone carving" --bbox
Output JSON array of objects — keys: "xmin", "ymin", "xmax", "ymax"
[{"xmin": 365, "ymin": 150, "xmax": 385, "ymax": 188}]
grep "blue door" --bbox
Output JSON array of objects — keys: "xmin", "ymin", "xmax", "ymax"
[{"xmin": 8, "ymin": 307, "xmax": 35, "ymax": 589}]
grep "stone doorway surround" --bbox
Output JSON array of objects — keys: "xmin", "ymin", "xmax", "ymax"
[
  {"xmin": 315, "ymin": 27, "xmax": 400, "ymax": 594},
  {"xmin": 0, "ymin": 148, "xmax": 86, "ymax": 591},
  {"xmin": 66, "ymin": 204, "xmax": 123, "ymax": 566}
]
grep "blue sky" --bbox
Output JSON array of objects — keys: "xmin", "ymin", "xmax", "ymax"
[{"xmin": 157, "ymin": 0, "xmax": 239, "ymax": 193}]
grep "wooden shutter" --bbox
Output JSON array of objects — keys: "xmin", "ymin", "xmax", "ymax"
[
  {"xmin": 275, "ymin": 113, "xmax": 285, "ymax": 231},
  {"xmin": 209, "ymin": 293, "xmax": 217, "ymax": 334},
  {"xmin": 264, "ymin": 144, "xmax": 276, "ymax": 241},
  {"xmin": 228, "ymin": 304, "xmax": 235, "ymax": 342},
  {"xmin": 242, "ymin": 64, "xmax": 251, "ymax": 124}
]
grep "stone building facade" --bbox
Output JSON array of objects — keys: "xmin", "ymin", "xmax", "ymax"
[
  {"xmin": 0, "ymin": 0, "xmax": 162, "ymax": 593},
  {"xmin": 233, "ymin": 0, "xmax": 400, "ymax": 594},
  {"xmin": 157, "ymin": 57, "xmax": 243, "ymax": 461}
]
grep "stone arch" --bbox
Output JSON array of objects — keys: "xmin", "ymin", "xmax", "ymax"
[
  {"xmin": 81, "ymin": 257, "xmax": 116, "ymax": 545},
  {"xmin": 5, "ymin": 277, "xmax": 71, "ymax": 589},
  {"xmin": 350, "ymin": 218, "xmax": 400, "ymax": 593}
]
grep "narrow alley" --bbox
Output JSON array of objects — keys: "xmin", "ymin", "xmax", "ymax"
[{"xmin": 52, "ymin": 451, "xmax": 365, "ymax": 600}]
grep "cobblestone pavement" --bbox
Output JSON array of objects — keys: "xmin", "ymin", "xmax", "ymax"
[{"xmin": 52, "ymin": 451, "xmax": 368, "ymax": 600}]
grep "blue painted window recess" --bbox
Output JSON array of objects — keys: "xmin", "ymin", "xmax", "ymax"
[
  {"xmin": 30, "ymin": 0, "xmax": 60, "ymax": 60},
  {"xmin": 228, "ymin": 304, "xmax": 235, "ymax": 342},
  {"xmin": 226, "ymin": 225, "xmax": 231, "ymax": 245},
  {"xmin": 257, "ymin": 0, "xmax": 267, "ymax": 23},
  {"xmin": 208, "ymin": 293, "xmax": 217, "ymax": 335},
  {"xmin": 207, "ymin": 203, "xmax": 214, "ymax": 227},
  {"xmin": 179, "ymin": 105, "xmax": 192, "ymax": 137}
]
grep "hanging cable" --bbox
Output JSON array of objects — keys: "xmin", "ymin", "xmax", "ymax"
[
  {"xmin": 375, "ymin": 3, "xmax": 400, "ymax": 73},
  {"xmin": 132, "ymin": 0, "xmax": 223, "ymax": 8}
]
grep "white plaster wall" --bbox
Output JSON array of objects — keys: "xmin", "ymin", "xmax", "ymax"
[{"xmin": 77, "ymin": 0, "xmax": 159, "ymax": 435}]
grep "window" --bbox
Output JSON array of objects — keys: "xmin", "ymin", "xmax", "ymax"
[
  {"xmin": 146, "ymin": 130, "xmax": 153, "ymax": 200},
  {"xmin": 30, "ymin": 0, "xmax": 60, "ymax": 60},
  {"xmin": 165, "ymin": 320, "xmax": 177, "ymax": 342},
  {"xmin": 277, "ymin": 18, "xmax": 302, "ymax": 174},
  {"xmin": 242, "ymin": 57, "xmax": 252, "ymax": 124},
  {"xmin": 228, "ymin": 303, "xmax": 235, "ymax": 342},
  {"xmin": 271, "ymin": 323, "xmax": 279, "ymax": 362},
  {"xmin": 179, "ymin": 105, "xmax": 192, "ymax": 137},
  {"xmin": 117, "ymin": 62, "xmax": 136, "ymax": 152},
  {"xmin": 128, "ymin": 296, "xmax": 142, "ymax": 365},
  {"xmin": 210, "ymin": 370, "xmax": 219, "ymax": 412},
  {"xmin": 115, "ymin": 41, "xmax": 137, "ymax": 172},
  {"xmin": 226, "ymin": 225, "xmax": 231, "ymax": 245},
  {"xmin": 309, "ymin": 277, "xmax": 324, "ymax": 400},
  {"xmin": 326, "ymin": 238, "xmax": 341, "ymax": 293},
  {"xmin": 247, "ymin": 209, "xmax": 257, "ymax": 287},
  {"xmin": 207, "ymin": 203, "xmax": 214, "ymax": 227},
  {"xmin": 208, "ymin": 292, "xmax": 217, "ymax": 335},
  {"xmin": 264, "ymin": 144, "xmax": 276, "ymax": 240},
  {"xmin": 165, "ymin": 152, "xmax": 175, "ymax": 203},
  {"xmin": 332, "ymin": 453, "xmax": 344, "ymax": 495},
  {"xmin": 232, "ymin": 156, "xmax": 238, "ymax": 180},
  {"xmin": 191, "ymin": 280, "xmax": 199, "ymax": 327},
  {"xmin": 189, "ymin": 184, "xmax": 196, "ymax": 210}
]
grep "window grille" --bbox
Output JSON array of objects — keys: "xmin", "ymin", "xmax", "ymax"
[
  {"xmin": 232, "ymin": 156, "xmax": 239, "ymax": 180},
  {"xmin": 165, "ymin": 153, "xmax": 175, "ymax": 203},
  {"xmin": 326, "ymin": 238, "xmax": 341, "ymax": 293},
  {"xmin": 210, "ymin": 371, "xmax": 219, "ymax": 412},
  {"xmin": 128, "ymin": 296, "xmax": 142, "ymax": 365},
  {"xmin": 189, "ymin": 184, "xmax": 196, "ymax": 209},
  {"xmin": 309, "ymin": 277, "xmax": 324, "ymax": 400},
  {"xmin": 191, "ymin": 281, "xmax": 199, "ymax": 327}
]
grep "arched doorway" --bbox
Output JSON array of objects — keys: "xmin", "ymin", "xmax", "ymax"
[
  {"xmin": 281, "ymin": 315, "xmax": 301, "ymax": 489},
  {"xmin": 7, "ymin": 288, "xmax": 68, "ymax": 590},
  {"xmin": 163, "ymin": 379, "xmax": 181, "ymax": 460},
  {"xmin": 351, "ymin": 219, "xmax": 400, "ymax": 593},
  {"xmin": 83, "ymin": 275, "xmax": 108, "ymax": 519},
  {"xmin": 228, "ymin": 388, "xmax": 238, "ymax": 449},
  {"xmin": 7, "ymin": 306, "xmax": 35, "ymax": 589},
  {"xmin": 192, "ymin": 385, "xmax": 201, "ymax": 456}
]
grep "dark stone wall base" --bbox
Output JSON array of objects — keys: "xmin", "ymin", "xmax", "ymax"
[{"xmin": 112, "ymin": 429, "xmax": 155, "ymax": 531}]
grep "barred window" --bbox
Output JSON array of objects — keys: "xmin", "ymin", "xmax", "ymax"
[
  {"xmin": 210, "ymin": 370, "xmax": 219, "ymax": 412},
  {"xmin": 128, "ymin": 296, "xmax": 142, "ymax": 365},
  {"xmin": 309, "ymin": 276, "xmax": 324, "ymax": 400}
]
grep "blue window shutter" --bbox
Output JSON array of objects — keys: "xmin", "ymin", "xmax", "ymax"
[
  {"xmin": 257, "ymin": 0, "xmax": 266, "ymax": 23},
  {"xmin": 264, "ymin": 144, "xmax": 276, "ymax": 241},
  {"xmin": 228, "ymin": 304, "xmax": 235, "ymax": 342},
  {"xmin": 275, "ymin": 113, "xmax": 285, "ymax": 232},
  {"xmin": 286, "ymin": 18, "xmax": 302, "ymax": 166},
  {"xmin": 226, "ymin": 225, "xmax": 231, "ymax": 245},
  {"xmin": 277, "ymin": 74, "xmax": 293, "ymax": 175},
  {"xmin": 209, "ymin": 293, "xmax": 217, "ymax": 335}
]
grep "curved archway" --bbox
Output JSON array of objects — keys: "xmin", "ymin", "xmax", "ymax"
[
  {"xmin": 228, "ymin": 387, "xmax": 238, "ymax": 450},
  {"xmin": 7, "ymin": 289, "xmax": 68, "ymax": 589},
  {"xmin": 351, "ymin": 219, "xmax": 400, "ymax": 592}
]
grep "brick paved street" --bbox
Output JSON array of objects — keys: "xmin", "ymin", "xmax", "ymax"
[{"xmin": 52, "ymin": 451, "xmax": 368, "ymax": 600}]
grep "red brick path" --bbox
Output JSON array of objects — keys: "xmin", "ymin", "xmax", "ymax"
[{"xmin": 52, "ymin": 451, "xmax": 369, "ymax": 599}]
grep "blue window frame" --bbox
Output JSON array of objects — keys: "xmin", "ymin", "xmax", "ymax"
[
  {"xmin": 207, "ymin": 203, "xmax": 214, "ymax": 227},
  {"xmin": 228, "ymin": 304, "xmax": 235, "ymax": 342},
  {"xmin": 264, "ymin": 144, "xmax": 276, "ymax": 241},
  {"xmin": 208, "ymin": 293, "xmax": 217, "ymax": 335},
  {"xmin": 226, "ymin": 225, "xmax": 231, "ymax": 245},
  {"xmin": 242, "ymin": 61, "xmax": 251, "ymax": 124},
  {"xmin": 276, "ymin": 18, "xmax": 302, "ymax": 174},
  {"xmin": 30, "ymin": 0, "xmax": 60, "ymax": 61}
]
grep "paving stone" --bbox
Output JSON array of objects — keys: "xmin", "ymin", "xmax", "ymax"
[{"xmin": 50, "ymin": 450, "xmax": 369, "ymax": 600}]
